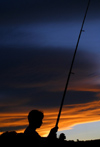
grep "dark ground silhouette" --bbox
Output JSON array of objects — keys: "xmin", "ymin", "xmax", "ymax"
[{"xmin": 0, "ymin": 132, "xmax": 100, "ymax": 147}]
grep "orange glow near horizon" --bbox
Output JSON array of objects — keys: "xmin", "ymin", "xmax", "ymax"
[{"xmin": 1, "ymin": 100, "xmax": 100, "ymax": 137}]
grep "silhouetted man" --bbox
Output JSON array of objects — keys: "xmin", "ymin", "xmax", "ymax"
[{"xmin": 24, "ymin": 110, "xmax": 58, "ymax": 141}]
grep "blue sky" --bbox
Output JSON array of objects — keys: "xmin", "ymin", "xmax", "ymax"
[
  {"xmin": 57, "ymin": 121, "xmax": 100, "ymax": 141},
  {"xmin": 0, "ymin": 0, "xmax": 100, "ymax": 140}
]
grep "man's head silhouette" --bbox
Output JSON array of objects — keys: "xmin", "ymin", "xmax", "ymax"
[
  {"xmin": 28, "ymin": 110, "xmax": 44, "ymax": 129},
  {"xmin": 24, "ymin": 109, "xmax": 58, "ymax": 139}
]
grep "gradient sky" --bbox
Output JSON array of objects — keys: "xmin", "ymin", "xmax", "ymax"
[{"xmin": 0, "ymin": 0, "xmax": 100, "ymax": 141}]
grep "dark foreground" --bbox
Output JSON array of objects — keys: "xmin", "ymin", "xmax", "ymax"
[{"xmin": 0, "ymin": 132, "xmax": 100, "ymax": 147}]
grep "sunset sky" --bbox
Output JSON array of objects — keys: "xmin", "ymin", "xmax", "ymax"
[{"xmin": 0, "ymin": 0, "xmax": 100, "ymax": 141}]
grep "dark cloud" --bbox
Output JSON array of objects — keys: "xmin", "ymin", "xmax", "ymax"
[
  {"xmin": 65, "ymin": 91, "xmax": 98, "ymax": 105},
  {"xmin": 0, "ymin": 47, "xmax": 96, "ymax": 88},
  {"xmin": 0, "ymin": 0, "xmax": 100, "ymax": 49},
  {"xmin": 23, "ymin": 90, "xmax": 99, "ymax": 108},
  {"xmin": 0, "ymin": 0, "xmax": 100, "ymax": 24},
  {"xmin": 0, "ymin": 23, "xmax": 82, "ymax": 47},
  {"xmin": 0, "ymin": 125, "xmax": 27, "ymax": 133},
  {"xmin": 0, "ymin": 47, "xmax": 98, "ymax": 112}
]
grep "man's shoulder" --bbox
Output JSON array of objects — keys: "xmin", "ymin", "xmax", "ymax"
[{"xmin": 24, "ymin": 127, "xmax": 41, "ymax": 138}]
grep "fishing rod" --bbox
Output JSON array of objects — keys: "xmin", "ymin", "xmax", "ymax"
[{"xmin": 55, "ymin": 0, "xmax": 91, "ymax": 128}]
